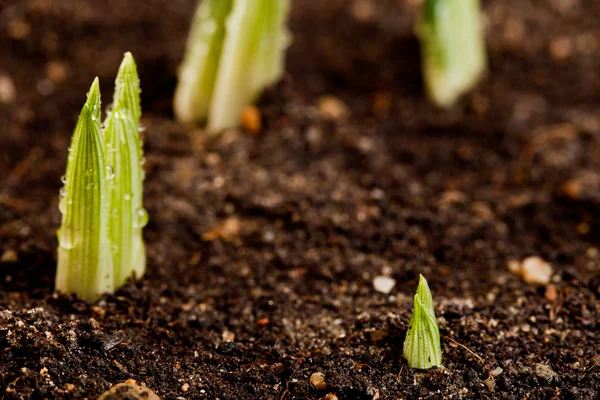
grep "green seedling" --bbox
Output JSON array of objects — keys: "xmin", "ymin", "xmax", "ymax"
[
  {"xmin": 418, "ymin": 0, "xmax": 487, "ymax": 107},
  {"xmin": 56, "ymin": 53, "xmax": 147, "ymax": 302},
  {"xmin": 403, "ymin": 275, "xmax": 442, "ymax": 369},
  {"xmin": 174, "ymin": 0, "xmax": 291, "ymax": 131},
  {"xmin": 103, "ymin": 52, "xmax": 148, "ymax": 288},
  {"xmin": 56, "ymin": 78, "xmax": 113, "ymax": 301}
]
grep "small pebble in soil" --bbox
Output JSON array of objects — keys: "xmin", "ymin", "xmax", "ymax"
[
  {"xmin": 0, "ymin": 75, "xmax": 16, "ymax": 104},
  {"xmin": 534, "ymin": 363, "xmax": 558, "ymax": 382},
  {"xmin": 310, "ymin": 372, "xmax": 327, "ymax": 390},
  {"xmin": 202, "ymin": 217, "xmax": 241, "ymax": 241},
  {"xmin": 7, "ymin": 20, "xmax": 30, "ymax": 39},
  {"xmin": 545, "ymin": 284, "xmax": 558, "ymax": 301},
  {"xmin": 351, "ymin": 0, "xmax": 375, "ymax": 22},
  {"xmin": 317, "ymin": 96, "xmax": 349, "ymax": 121},
  {"xmin": 508, "ymin": 257, "xmax": 553, "ymax": 285},
  {"xmin": 373, "ymin": 276, "xmax": 395, "ymax": 294},
  {"xmin": 324, "ymin": 394, "xmax": 338, "ymax": 400},
  {"xmin": 484, "ymin": 377, "xmax": 495, "ymax": 391},
  {"xmin": 548, "ymin": 37, "xmax": 572, "ymax": 61},
  {"xmin": 45, "ymin": 61, "xmax": 69, "ymax": 84},
  {"xmin": 1, "ymin": 249, "xmax": 18, "ymax": 263},
  {"xmin": 98, "ymin": 381, "xmax": 160, "ymax": 400},
  {"xmin": 222, "ymin": 329, "xmax": 235, "ymax": 342},
  {"xmin": 241, "ymin": 106, "xmax": 261, "ymax": 135}
]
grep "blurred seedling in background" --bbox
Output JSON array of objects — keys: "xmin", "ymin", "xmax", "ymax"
[
  {"xmin": 174, "ymin": 0, "xmax": 291, "ymax": 131},
  {"xmin": 418, "ymin": 0, "xmax": 487, "ymax": 107}
]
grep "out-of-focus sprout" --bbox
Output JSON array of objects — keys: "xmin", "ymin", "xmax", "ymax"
[
  {"xmin": 403, "ymin": 275, "xmax": 442, "ymax": 369},
  {"xmin": 418, "ymin": 0, "xmax": 487, "ymax": 108},
  {"xmin": 174, "ymin": 0, "xmax": 233, "ymax": 124},
  {"xmin": 174, "ymin": 0, "xmax": 291, "ymax": 131}
]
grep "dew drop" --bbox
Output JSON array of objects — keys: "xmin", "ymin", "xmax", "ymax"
[
  {"xmin": 203, "ymin": 20, "xmax": 217, "ymax": 35},
  {"xmin": 61, "ymin": 175, "xmax": 68, "ymax": 184},
  {"xmin": 59, "ymin": 187, "xmax": 67, "ymax": 198},
  {"xmin": 140, "ymin": 157, "xmax": 146, "ymax": 166},
  {"xmin": 124, "ymin": 193, "xmax": 132, "ymax": 201},
  {"xmin": 136, "ymin": 208, "xmax": 149, "ymax": 228},
  {"xmin": 59, "ymin": 231, "xmax": 76, "ymax": 250},
  {"xmin": 58, "ymin": 198, "xmax": 66, "ymax": 214},
  {"xmin": 138, "ymin": 124, "xmax": 146, "ymax": 133},
  {"xmin": 106, "ymin": 165, "xmax": 115, "ymax": 180},
  {"xmin": 68, "ymin": 146, "xmax": 73, "ymax": 152}
]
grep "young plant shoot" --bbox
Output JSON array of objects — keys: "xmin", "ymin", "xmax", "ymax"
[
  {"xmin": 403, "ymin": 275, "xmax": 442, "ymax": 369},
  {"xmin": 174, "ymin": 0, "xmax": 291, "ymax": 131},
  {"xmin": 56, "ymin": 78, "xmax": 113, "ymax": 302},
  {"xmin": 418, "ymin": 0, "xmax": 487, "ymax": 108},
  {"xmin": 103, "ymin": 52, "xmax": 148, "ymax": 288},
  {"xmin": 56, "ymin": 53, "xmax": 147, "ymax": 302}
]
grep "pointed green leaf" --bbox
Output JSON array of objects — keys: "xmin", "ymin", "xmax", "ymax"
[
  {"xmin": 418, "ymin": 0, "xmax": 486, "ymax": 107},
  {"xmin": 104, "ymin": 53, "xmax": 148, "ymax": 288},
  {"xmin": 208, "ymin": 0, "xmax": 291, "ymax": 131},
  {"xmin": 56, "ymin": 78, "xmax": 113, "ymax": 302},
  {"xmin": 114, "ymin": 52, "xmax": 141, "ymax": 124},
  {"xmin": 403, "ymin": 275, "xmax": 442, "ymax": 369},
  {"xmin": 174, "ymin": 0, "xmax": 233, "ymax": 124}
]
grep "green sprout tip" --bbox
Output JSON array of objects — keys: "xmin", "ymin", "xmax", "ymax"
[{"xmin": 403, "ymin": 275, "xmax": 442, "ymax": 369}]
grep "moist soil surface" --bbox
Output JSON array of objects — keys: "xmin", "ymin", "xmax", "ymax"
[{"xmin": 1, "ymin": 0, "xmax": 599, "ymax": 399}]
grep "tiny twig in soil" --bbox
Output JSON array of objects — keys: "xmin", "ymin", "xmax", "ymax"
[
  {"xmin": 549, "ymin": 288, "xmax": 564, "ymax": 321},
  {"xmin": 279, "ymin": 379, "xmax": 289, "ymax": 400},
  {"xmin": 444, "ymin": 335, "xmax": 494, "ymax": 383}
]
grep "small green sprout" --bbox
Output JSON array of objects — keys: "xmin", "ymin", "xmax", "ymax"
[
  {"xmin": 403, "ymin": 275, "xmax": 442, "ymax": 369},
  {"xmin": 103, "ymin": 52, "xmax": 148, "ymax": 288},
  {"xmin": 56, "ymin": 53, "xmax": 147, "ymax": 302},
  {"xmin": 417, "ymin": 0, "xmax": 487, "ymax": 108},
  {"xmin": 56, "ymin": 78, "xmax": 113, "ymax": 301},
  {"xmin": 174, "ymin": 0, "xmax": 291, "ymax": 131}
]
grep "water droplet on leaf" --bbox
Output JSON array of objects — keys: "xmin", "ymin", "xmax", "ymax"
[
  {"xmin": 106, "ymin": 165, "xmax": 115, "ymax": 180},
  {"xmin": 136, "ymin": 208, "xmax": 149, "ymax": 228}
]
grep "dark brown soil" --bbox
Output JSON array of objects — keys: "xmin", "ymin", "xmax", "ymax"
[{"xmin": 1, "ymin": 0, "xmax": 599, "ymax": 399}]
